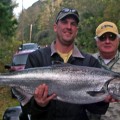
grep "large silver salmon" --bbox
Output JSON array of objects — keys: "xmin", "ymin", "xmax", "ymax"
[{"xmin": 0, "ymin": 64, "xmax": 120, "ymax": 106}]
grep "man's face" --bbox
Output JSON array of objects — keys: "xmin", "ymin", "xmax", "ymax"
[
  {"xmin": 54, "ymin": 16, "xmax": 78, "ymax": 46},
  {"xmin": 96, "ymin": 32, "xmax": 120, "ymax": 54}
]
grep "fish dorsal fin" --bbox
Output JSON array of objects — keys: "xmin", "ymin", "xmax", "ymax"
[{"xmin": 11, "ymin": 87, "xmax": 33, "ymax": 106}]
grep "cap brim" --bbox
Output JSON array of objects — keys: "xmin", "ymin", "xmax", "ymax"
[{"xmin": 97, "ymin": 29, "xmax": 119, "ymax": 37}]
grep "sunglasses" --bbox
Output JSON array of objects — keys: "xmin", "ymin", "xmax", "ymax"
[
  {"xmin": 97, "ymin": 33, "xmax": 117, "ymax": 42},
  {"xmin": 59, "ymin": 8, "xmax": 79, "ymax": 16},
  {"xmin": 56, "ymin": 8, "xmax": 79, "ymax": 23}
]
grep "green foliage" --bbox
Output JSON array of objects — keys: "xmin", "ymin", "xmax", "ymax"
[
  {"xmin": 26, "ymin": 0, "xmax": 120, "ymax": 52},
  {"xmin": 59, "ymin": 0, "xmax": 120, "ymax": 52},
  {"xmin": 0, "ymin": 39, "xmax": 21, "ymax": 73},
  {"xmin": 0, "ymin": 0, "xmax": 18, "ymax": 40},
  {"xmin": 0, "ymin": 87, "xmax": 19, "ymax": 119},
  {"xmin": 1, "ymin": 0, "xmax": 120, "ymax": 70}
]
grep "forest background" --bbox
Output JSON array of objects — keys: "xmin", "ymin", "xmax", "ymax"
[{"xmin": 0, "ymin": 0, "xmax": 120, "ymax": 72}]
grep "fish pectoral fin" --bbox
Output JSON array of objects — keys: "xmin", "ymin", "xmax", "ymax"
[
  {"xmin": 11, "ymin": 87, "xmax": 33, "ymax": 106},
  {"xmin": 87, "ymin": 90, "xmax": 105, "ymax": 97}
]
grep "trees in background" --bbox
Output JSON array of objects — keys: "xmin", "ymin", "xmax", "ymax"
[
  {"xmin": 16, "ymin": 0, "xmax": 120, "ymax": 52},
  {"xmin": 0, "ymin": 0, "xmax": 17, "ymax": 41},
  {"xmin": 1, "ymin": 0, "xmax": 120, "ymax": 72},
  {"xmin": 0, "ymin": 0, "xmax": 18, "ymax": 72},
  {"xmin": 1, "ymin": 0, "xmax": 120, "ymax": 50}
]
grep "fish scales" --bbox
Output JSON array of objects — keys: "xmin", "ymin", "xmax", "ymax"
[{"xmin": 0, "ymin": 64, "xmax": 120, "ymax": 105}]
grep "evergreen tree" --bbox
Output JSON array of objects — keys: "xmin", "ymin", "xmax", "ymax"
[{"xmin": 0, "ymin": 0, "xmax": 18, "ymax": 41}]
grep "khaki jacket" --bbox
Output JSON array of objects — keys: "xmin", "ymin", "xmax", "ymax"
[
  {"xmin": 93, "ymin": 51, "xmax": 120, "ymax": 72},
  {"xmin": 92, "ymin": 51, "xmax": 120, "ymax": 120}
]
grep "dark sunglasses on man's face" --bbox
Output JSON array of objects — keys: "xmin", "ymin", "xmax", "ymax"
[{"xmin": 98, "ymin": 33, "xmax": 117, "ymax": 42}]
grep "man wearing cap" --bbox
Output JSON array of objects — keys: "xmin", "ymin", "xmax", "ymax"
[
  {"xmin": 93, "ymin": 21, "xmax": 120, "ymax": 120},
  {"xmin": 20, "ymin": 8, "xmax": 109, "ymax": 120}
]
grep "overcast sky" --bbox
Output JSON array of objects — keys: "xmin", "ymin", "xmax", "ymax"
[{"xmin": 13, "ymin": 0, "xmax": 38, "ymax": 17}]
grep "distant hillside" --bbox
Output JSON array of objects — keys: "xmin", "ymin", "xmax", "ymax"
[
  {"xmin": 24, "ymin": 0, "xmax": 44, "ymax": 23},
  {"xmin": 17, "ymin": 0, "xmax": 62, "ymax": 43}
]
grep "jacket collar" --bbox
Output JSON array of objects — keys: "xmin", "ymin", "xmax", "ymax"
[
  {"xmin": 97, "ymin": 51, "xmax": 120, "ymax": 60},
  {"xmin": 50, "ymin": 41, "xmax": 84, "ymax": 58}
]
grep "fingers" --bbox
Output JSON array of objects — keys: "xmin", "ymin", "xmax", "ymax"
[
  {"xmin": 104, "ymin": 95, "xmax": 119, "ymax": 103},
  {"xmin": 42, "ymin": 84, "xmax": 49, "ymax": 100},
  {"xmin": 35, "ymin": 84, "xmax": 48, "ymax": 100},
  {"xmin": 104, "ymin": 95, "xmax": 112, "ymax": 102},
  {"xmin": 47, "ymin": 93, "xmax": 57, "ymax": 101},
  {"xmin": 34, "ymin": 84, "xmax": 56, "ymax": 107}
]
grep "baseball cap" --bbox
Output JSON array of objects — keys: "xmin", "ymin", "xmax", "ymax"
[
  {"xmin": 96, "ymin": 21, "xmax": 119, "ymax": 37},
  {"xmin": 55, "ymin": 8, "xmax": 79, "ymax": 24}
]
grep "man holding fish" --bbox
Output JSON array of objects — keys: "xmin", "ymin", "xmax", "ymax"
[{"xmin": 19, "ymin": 8, "xmax": 116, "ymax": 120}]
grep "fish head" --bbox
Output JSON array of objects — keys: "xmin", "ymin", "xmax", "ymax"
[{"xmin": 105, "ymin": 77, "xmax": 120, "ymax": 100}]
